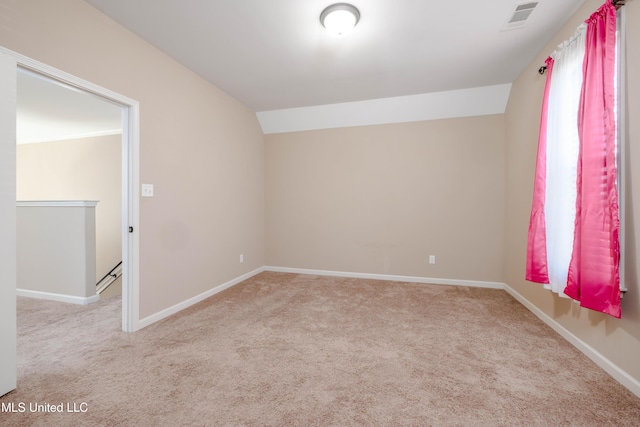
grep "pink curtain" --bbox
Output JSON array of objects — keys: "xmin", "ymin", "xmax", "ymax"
[
  {"xmin": 526, "ymin": 1, "xmax": 621, "ymax": 318},
  {"xmin": 526, "ymin": 56, "xmax": 554, "ymax": 285},
  {"xmin": 565, "ymin": 2, "xmax": 620, "ymax": 318}
]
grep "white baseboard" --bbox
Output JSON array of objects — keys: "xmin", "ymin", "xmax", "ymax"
[
  {"xmin": 264, "ymin": 266, "xmax": 505, "ymax": 289},
  {"xmin": 16, "ymin": 288, "xmax": 100, "ymax": 305},
  {"xmin": 503, "ymin": 284, "xmax": 640, "ymax": 399},
  {"xmin": 137, "ymin": 267, "xmax": 265, "ymax": 329}
]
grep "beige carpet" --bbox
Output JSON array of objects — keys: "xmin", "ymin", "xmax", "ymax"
[{"xmin": 2, "ymin": 272, "xmax": 639, "ymax": 426}]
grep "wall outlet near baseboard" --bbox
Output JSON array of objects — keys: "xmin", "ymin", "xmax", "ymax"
[
  {"xmin": 429, "ymin": 255, "xmax": 436, "ymax": 264},
  {"xmin": 240, "ymin": 254, "xmax": 244, "ymax": 263}
]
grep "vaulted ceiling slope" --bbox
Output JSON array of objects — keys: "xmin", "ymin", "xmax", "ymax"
[{"xmin": 84, "ymin": 0, "xmax": 586, "ymax": 114}]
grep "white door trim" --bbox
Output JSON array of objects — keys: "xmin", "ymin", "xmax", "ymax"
[
  {"xmin": 2, "ymin": 46, "xmax": 141, "ymax": 333},
  {"xmin": 0, "ymin": 49, "xmax": 18, "ymax": 397}
]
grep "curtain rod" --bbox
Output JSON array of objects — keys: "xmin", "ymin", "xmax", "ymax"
[{"xmin": 538, "ymin": 0, "xmax": 624, "ymax": 75}]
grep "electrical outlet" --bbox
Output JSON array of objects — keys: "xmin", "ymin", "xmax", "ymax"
[
  {"xmin": 429, "ymin": 255, "xmax": 436, "ymax": 264},
  {"xmin": 240, "ymin": 254, "xmax": 244, "ymax": 263},
  {"xmin": 141, "ymin": 184, "xmax": 154, "ymax": 197}
]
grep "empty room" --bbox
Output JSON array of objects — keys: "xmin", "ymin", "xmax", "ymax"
[{"xmin": 1, "ymin": 0, "xmax": 639, "ymax": 425}]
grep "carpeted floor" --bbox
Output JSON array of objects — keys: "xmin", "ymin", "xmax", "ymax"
[{"xmin": 1, "ymin": 272, "xmax": 639, "ymax": 426}]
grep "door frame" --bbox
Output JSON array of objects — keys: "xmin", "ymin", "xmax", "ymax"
[
  {"xmin": 2, "ymin": 46, "xmax": 141, "ymax": 333},
  {"xmin": 0, "ymin": 47, "xmax": 18, "ymax": 397}
]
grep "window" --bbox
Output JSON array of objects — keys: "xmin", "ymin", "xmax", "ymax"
[{"xmin": 526, "ymin": 2, "xmax": 624, "ymax": 318}]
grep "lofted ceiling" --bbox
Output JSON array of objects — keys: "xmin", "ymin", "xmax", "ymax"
[
  {"xmin": 84, "ymin": 0, "xmax": 586, "ymax": 112},
  {"xmin": 18, "ymin": 0, "xmax": 587, "ymax": 141}
]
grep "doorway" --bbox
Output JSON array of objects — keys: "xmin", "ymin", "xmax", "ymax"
[
  {"xmin": 0, "ymin": 47, "xmax": 140, "ymax": 396},
  {"xmin": 15, "ymin": 59, "xmax": 139, "ymax": 332},
  {"xmin": 17, "ymin": 68, "xmax": 124, "ymax": 302}
]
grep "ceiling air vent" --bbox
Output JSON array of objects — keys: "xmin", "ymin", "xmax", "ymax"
[{"xmin": 502, "ymin": 1, "xmax": 539, "ymax": 31}]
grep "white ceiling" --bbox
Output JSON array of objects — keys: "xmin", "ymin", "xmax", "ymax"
[
  {"xmin": 17, "ymin": 69, "xmax": 122, "ymax": 145},
  {"xmin": 18, "ymin": 0, "xmax": 587, "ymax": 140},
  {"xmin": 85, "ymin": 0, "xmax": 586, "ymax": 112}
]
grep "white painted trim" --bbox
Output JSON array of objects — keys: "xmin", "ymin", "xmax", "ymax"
[
  {"xmin": 16, "ymin": 288, "xmax": 100, "ymax": 305},
  {"xmin": 264, "ymin": 266, "xmax": 505, "ymax": 289},
  {"xmin": 503, "ymin": 284, "xmax": 640, "ymax": 399},
  {"xmin": 256, "ymin": 84, "xmax": 512, "ymax": 134},
  {"xmin": 122, "ymin": 100, "xmax": 141, "ymax": 332},
  {"xmin": 0, "ymin": 48, "xmax": 18, "ymax": 396},
  {"xmin": 3, "ymin": 47, "xmax": 138, "ymax": 108},
  {"xmin": 18, "ymin": 128, "xmax": 122, "ymax": 145},
  {"xmin": 137, "ymin": 267, "xmax": 265, "ymax": 329},
  {"xmin": 17, "ymin": 200, "xmax": 98, "ymax": 207}
]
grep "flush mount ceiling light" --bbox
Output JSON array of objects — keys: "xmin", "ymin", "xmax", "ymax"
[{"xmin": 320, "ymin": 3, "xmax": 360, "ymax": 37}]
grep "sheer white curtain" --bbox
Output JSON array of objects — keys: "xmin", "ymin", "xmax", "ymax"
[
  {"xmin": 543, "ymin": 26, "xmax": 586, "ymax": 296},
  {"xmin": 528, "ymin": 2, "xmax": 621, "ymax": 317}
]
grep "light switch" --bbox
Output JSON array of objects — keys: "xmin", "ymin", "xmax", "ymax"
[{"xmin": 141, "ymin": 184, "xmax": 154, "ymax": 197}]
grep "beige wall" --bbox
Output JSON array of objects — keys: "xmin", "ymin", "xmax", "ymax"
[
  {"xmin": 0, "ymin": 0, "xmax": 265, "ymax": 318},
  {"xmin": 2, "ymin": 0, "xmax": 637, "ymax": 389},
  {"xmin": 505, "ymin": 0, "xmax": 640, "ymax": 382},
  {"xmin": 266, "ymin": 116, "xmax": 505, "ymax": 282},
  {"xmin": 17, "ymin": 135, "xmax": 122, "ymax": 295}
]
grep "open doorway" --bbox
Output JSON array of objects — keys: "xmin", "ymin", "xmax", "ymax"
[
  {"xmin": 12, "ymin": 52, "xmax": 139, "ymax": 333},
  {"xmin": 1, "ymin": 49, "xmax": 139, "ymax": 397},
  {"xmin": 16, "ymin": 68, "xmax": 124, "ymax": 302}
]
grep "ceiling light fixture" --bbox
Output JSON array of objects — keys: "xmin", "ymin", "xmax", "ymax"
[{"xmin": 320, "ymin": 3, "xmax": 360, "ymax": 37}]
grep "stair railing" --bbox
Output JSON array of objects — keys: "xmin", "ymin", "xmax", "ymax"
[{"xmin": 96, "ymin": 261, "xmax": 123, "ymax": 295}]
